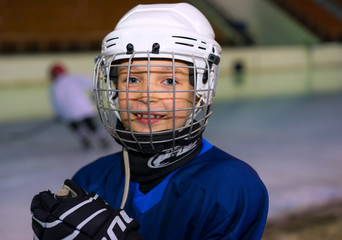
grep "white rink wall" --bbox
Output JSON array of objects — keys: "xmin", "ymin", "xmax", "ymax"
[
  {"xmin": 218, "ymin": 43, "xmax": 342, "ymax": 98},
  {"xmin": 0, "ymin": 52, "xmax": 95, "ymax": 86}
]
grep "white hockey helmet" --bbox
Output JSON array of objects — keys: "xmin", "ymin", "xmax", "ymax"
[{"xmin": 94, "ymin": 3, "xmax": 222, "ymax": 153}]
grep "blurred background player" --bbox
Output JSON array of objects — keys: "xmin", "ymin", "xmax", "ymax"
[{"xmin": 49, "ymin": 63, "xmax": 109, "ymax": 150}]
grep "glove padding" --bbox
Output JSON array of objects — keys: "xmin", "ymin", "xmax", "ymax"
[{"xmin": 31, "ymin": 179, "xmax": 142, "ymax": 240}]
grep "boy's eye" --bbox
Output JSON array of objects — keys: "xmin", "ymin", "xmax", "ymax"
[
  {"xmin": 128, "ymin": 77, "xmax": 139, "ymax": 83},
  {"xmin": 163, "ymin": 78, "xmax": 175, "ymax": 85}
]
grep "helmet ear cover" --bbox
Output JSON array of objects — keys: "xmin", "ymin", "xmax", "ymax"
[
  {"xmin": 109, "ymin": 65, "xmax": 118, "ymax": 84},
  {"xmin": 109, "ymin": 66, "xmax": 118, "ymax": 101}
]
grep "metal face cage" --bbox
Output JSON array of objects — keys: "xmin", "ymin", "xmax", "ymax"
[{"xmin": 93, "ymin": 51, "xmax": 218, "ymax": 153}]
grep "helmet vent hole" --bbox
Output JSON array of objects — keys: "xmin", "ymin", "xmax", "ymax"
[
  {"xmin": 175, "ymin": 42, "xmax": 194, "ymax": 47},
  {"xmin": 105, "ymin": 37, "xmax": 119, "ymax": 49},
  {"xmin": 172, "ymin": 35, "xmax": 197, "ymax": 41},
  {"xmin": 106, "ymin": 37, "xmax": 119, "ymax": 42},
  {"xmin": 106, "ymin": 44, "xmax": 116, "ymax": 49}
]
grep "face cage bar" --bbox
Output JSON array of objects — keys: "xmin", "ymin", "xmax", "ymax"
[{"xmin": 93, "ymin": 51, "xmax": 216, "ymax": 152}]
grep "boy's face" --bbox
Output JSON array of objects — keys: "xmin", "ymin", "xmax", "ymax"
[{"xmin": 117, "ymin": 59, "xmax": 194, "ymax": 133}]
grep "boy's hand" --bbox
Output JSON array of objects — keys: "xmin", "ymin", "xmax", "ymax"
[{"xmin": 31, "ymin": 179, "xmax": 142, "ymax": 240}]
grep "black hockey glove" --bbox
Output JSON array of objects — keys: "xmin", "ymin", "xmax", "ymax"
[{"xmin": 31, "ymin": 179, "xmax": 142, "ymax": 240}]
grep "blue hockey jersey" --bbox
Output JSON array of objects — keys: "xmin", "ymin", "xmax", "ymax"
[{"xmin": 72, "ymin": 139, "xmax": 268, "ymax": 240}]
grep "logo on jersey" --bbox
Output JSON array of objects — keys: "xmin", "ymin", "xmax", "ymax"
[{"xmin": 147, "ymin": 141, "xmax": 198, "ymax": 168}]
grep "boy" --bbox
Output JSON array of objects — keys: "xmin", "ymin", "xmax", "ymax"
[{"xmin": 31, "ymin": 3, "xmax": 268, "ymax": 240}]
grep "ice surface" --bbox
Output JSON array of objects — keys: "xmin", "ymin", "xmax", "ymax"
[{"xmin": 1, "ymin": 93, "xmax": 342, "ymax": 239}]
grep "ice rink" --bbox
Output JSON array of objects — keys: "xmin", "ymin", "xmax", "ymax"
[{"xmin": 1, "ymin": 92, "xmax": 342, "ymax": 240}]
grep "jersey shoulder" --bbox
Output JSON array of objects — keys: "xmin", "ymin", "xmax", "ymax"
[
  {"xmin": 183, "ymin": 146, "xmax": 262, "ymax": 182},
  {"xmin": 174, "ymin": 145, "xmax": 268, "ymax": 211}
]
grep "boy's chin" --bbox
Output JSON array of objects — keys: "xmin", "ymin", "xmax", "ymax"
[
  {"xmin": 130, "ymin": 126, "xmax": 171, "ymax": 133},
  {"xmin": 125, "ymin": 123, "xmax": 176, "ymax": 133},
  {"xmin": 122, "ymin": 119, "xmax": 187, "ymax": 133}
]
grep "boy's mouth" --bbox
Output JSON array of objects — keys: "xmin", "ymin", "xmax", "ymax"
[{"xmin": 132, "ymin": 112, "xmax": 166, "ymax": 124}]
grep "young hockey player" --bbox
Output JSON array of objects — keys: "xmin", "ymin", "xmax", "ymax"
[
  {"xmin": 31, "ymin": 3, "xmax": 268, "ymax": 240},
  {"xmin": 49, "ymin": 63, "xmax": 109, "ymax": 149}
]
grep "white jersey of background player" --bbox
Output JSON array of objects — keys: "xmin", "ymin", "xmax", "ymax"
[
  {"xmin": 49, "ymin": 64, "xmax": 109, "ymax": 149},
  {"xmin": 50, "ymin": 64, "xmax": 94, "ymax": 122}
]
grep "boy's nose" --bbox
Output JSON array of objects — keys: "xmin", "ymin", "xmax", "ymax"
[
  {"xmin": 136, "ymin": 79, "xmax": 159, "ymax": 103},
  {"xmin": 136, "ymin": 92, "xmax": 158, "ymax": 105}
]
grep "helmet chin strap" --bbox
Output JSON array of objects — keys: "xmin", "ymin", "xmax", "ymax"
[{"xmin": 120, "ymin": 147, "xmax": 130, "ymax": 209}]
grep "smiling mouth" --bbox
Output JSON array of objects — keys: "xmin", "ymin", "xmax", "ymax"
[
  {"xmin": 132, "ymin": 112, "xmax": 167, "ymax": 124},
  {"xmin": 133, "ymin": 112, "xmax": 166, "ymax": 119}
]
